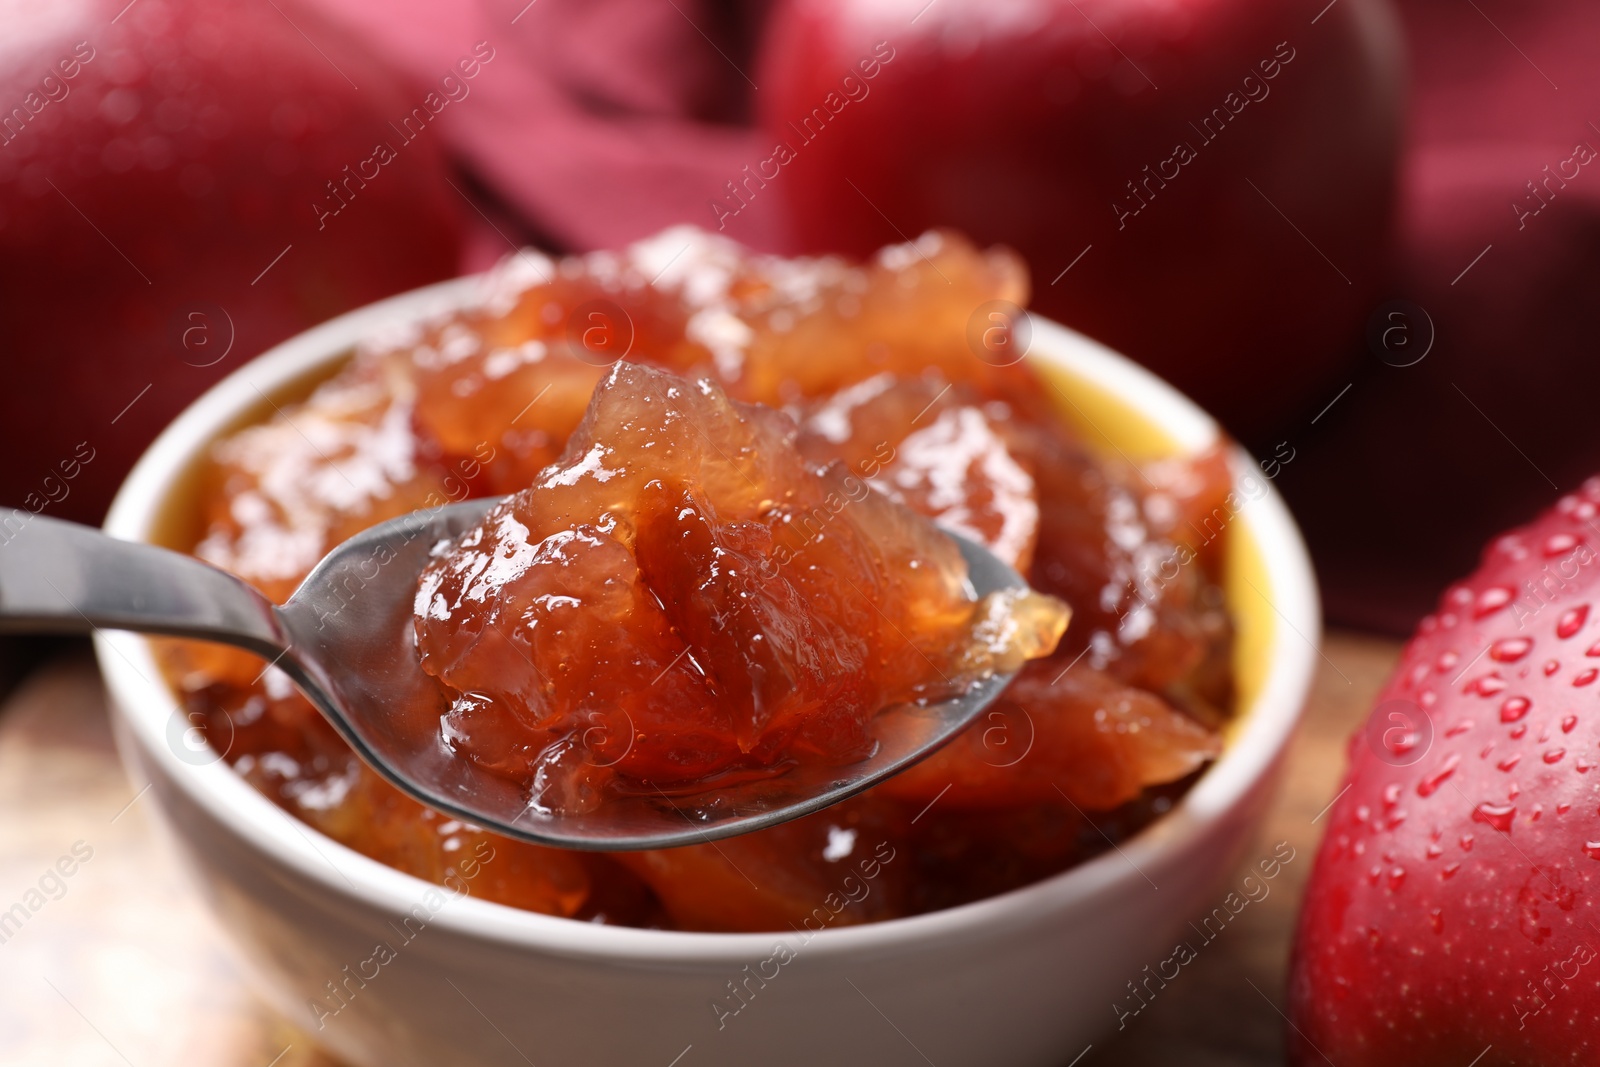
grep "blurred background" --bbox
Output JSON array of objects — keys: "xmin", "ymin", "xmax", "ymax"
[
  {"xmin": 5, "ymin": 0, "xmax": 1599, "ymax": 642},
  {"xmin": 1, "ymin": 0, "xmax": 1598, "ymax": 1059}
]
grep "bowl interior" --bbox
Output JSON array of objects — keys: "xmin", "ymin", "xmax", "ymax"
[{"xmin": 97, "ymin": 274, "xmax": 1319, "ymax": 959}]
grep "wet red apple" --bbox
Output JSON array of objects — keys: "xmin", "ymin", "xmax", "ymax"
[
  {"xmin": 752, "ymin": 0, "xmax": 1404, "ymax": 442},
  {"xmin": 0, "ymin": 0, "xmax": 462, "ymax": 524}
]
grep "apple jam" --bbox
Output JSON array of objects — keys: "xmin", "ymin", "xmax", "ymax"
[
  {"xmin": 411, "ymin": 361, "xmax": 1067, "ymax": 811},
  {"xmin": 160, "ymin": 227, "xmax": 1234, "ymax": 932}
]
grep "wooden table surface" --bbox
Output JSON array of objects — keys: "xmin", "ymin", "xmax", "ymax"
[{"xmin": 0, "ymin": 632, "xmax": 1402, "ymax": 1067}]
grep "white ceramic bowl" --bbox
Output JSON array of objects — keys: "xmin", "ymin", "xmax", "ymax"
[{"xmin": 98, "ymin": 275, "xmax": 1319, "ymax": 1067}]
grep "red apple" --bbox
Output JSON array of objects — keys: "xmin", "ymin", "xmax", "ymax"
[
  {"xmin": 751, "ymin": 0, "xmax": 1404, "ymax": 442},
  {"xmin": 1289, "ymin": 478, "xmax": 1600, "ymax": 1064},
  {"xmin": 0, "ymin": 0, "xmax": 462, "ymax": 525}
]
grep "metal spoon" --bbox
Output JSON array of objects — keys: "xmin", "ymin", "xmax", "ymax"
[{"xmin": 0, "ymin": 502, "xmax": 1026, "ymax": 851}]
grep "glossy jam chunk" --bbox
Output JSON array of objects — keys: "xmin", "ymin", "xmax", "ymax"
[
  {"xmin": 166, "ymin": 226, "xmax": 1235, "ymax": 932},
  {"xmin": 1026, "ymin": 430, "xmax": 1235, "ymax": 709},
  {"xmin": 402, "ymin": 251, "xmax": 712, "ymax": 495},
  {"xmin": 617, "ymin": 797, "xmax": 912, "ymax": 933},
  {"xmin": 170, "ymin": 665, "xmax": 607, "ymax": 919},
  {"xmin": 879, "ymin": 660, "xmax": 1223, "ymax": 811},
  {"xmin": 366, "ymin": 228, "xmax": 1045, "ymax": 498},
  {"xmin": 796, "ymin": 373, "xmax": 1040, "ymax": 569},
  {"xmin": 412, "ymin": 362, "xmax": 1067, "ymax": 809},
  {"xmin": 193, "ymin": 355, "xmax": 443, "ymax": 606},
  {"xmin": 648, "ymin": 227, "xmax": 1040, "ymax": 410}
]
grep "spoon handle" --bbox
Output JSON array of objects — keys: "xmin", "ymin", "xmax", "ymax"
[{"xmin": 0, "ymin": 510, "xmax": 285, "ymax": 658}]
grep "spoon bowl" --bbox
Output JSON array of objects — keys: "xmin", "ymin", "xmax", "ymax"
[{"xmin": 0, "ymin": 502, "xmax": 1028, "ymax": 850}]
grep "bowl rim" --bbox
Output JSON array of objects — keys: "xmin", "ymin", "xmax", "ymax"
[{"xmin": 97, "ymin": 271, "xmax": 1321, "ymax": 964}]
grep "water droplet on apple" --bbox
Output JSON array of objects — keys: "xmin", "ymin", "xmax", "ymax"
[
  {"xmin": 1545, "ymin": 533, "xmax": 1579, "ymax": 557},
  {"xmin": 1473, "ymin": 802, "xmax": 1516, "ymax": 832},
  {"xmin": 1558, "ymin": 604, "xmax": 1589, "ymax": 639},
  {"xmin": 1490, "ymin": 637, "xmax": 1533, "ymax": 662},
  {"xmin": 1476, "ymin": 586, "xmax": 1514, "ymax": 617},
  {"xmin": 1417, "ymin": 753, "xmax": 1461, "ymax": 798},
  {"xmin": 1468, "ymin": 673, "xmax": 1507, "ymax": 696}
]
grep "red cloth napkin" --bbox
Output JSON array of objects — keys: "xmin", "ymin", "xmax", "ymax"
[{"xmin": 299, "ymin": 0, "xmax": 780, "ymax": 264}]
